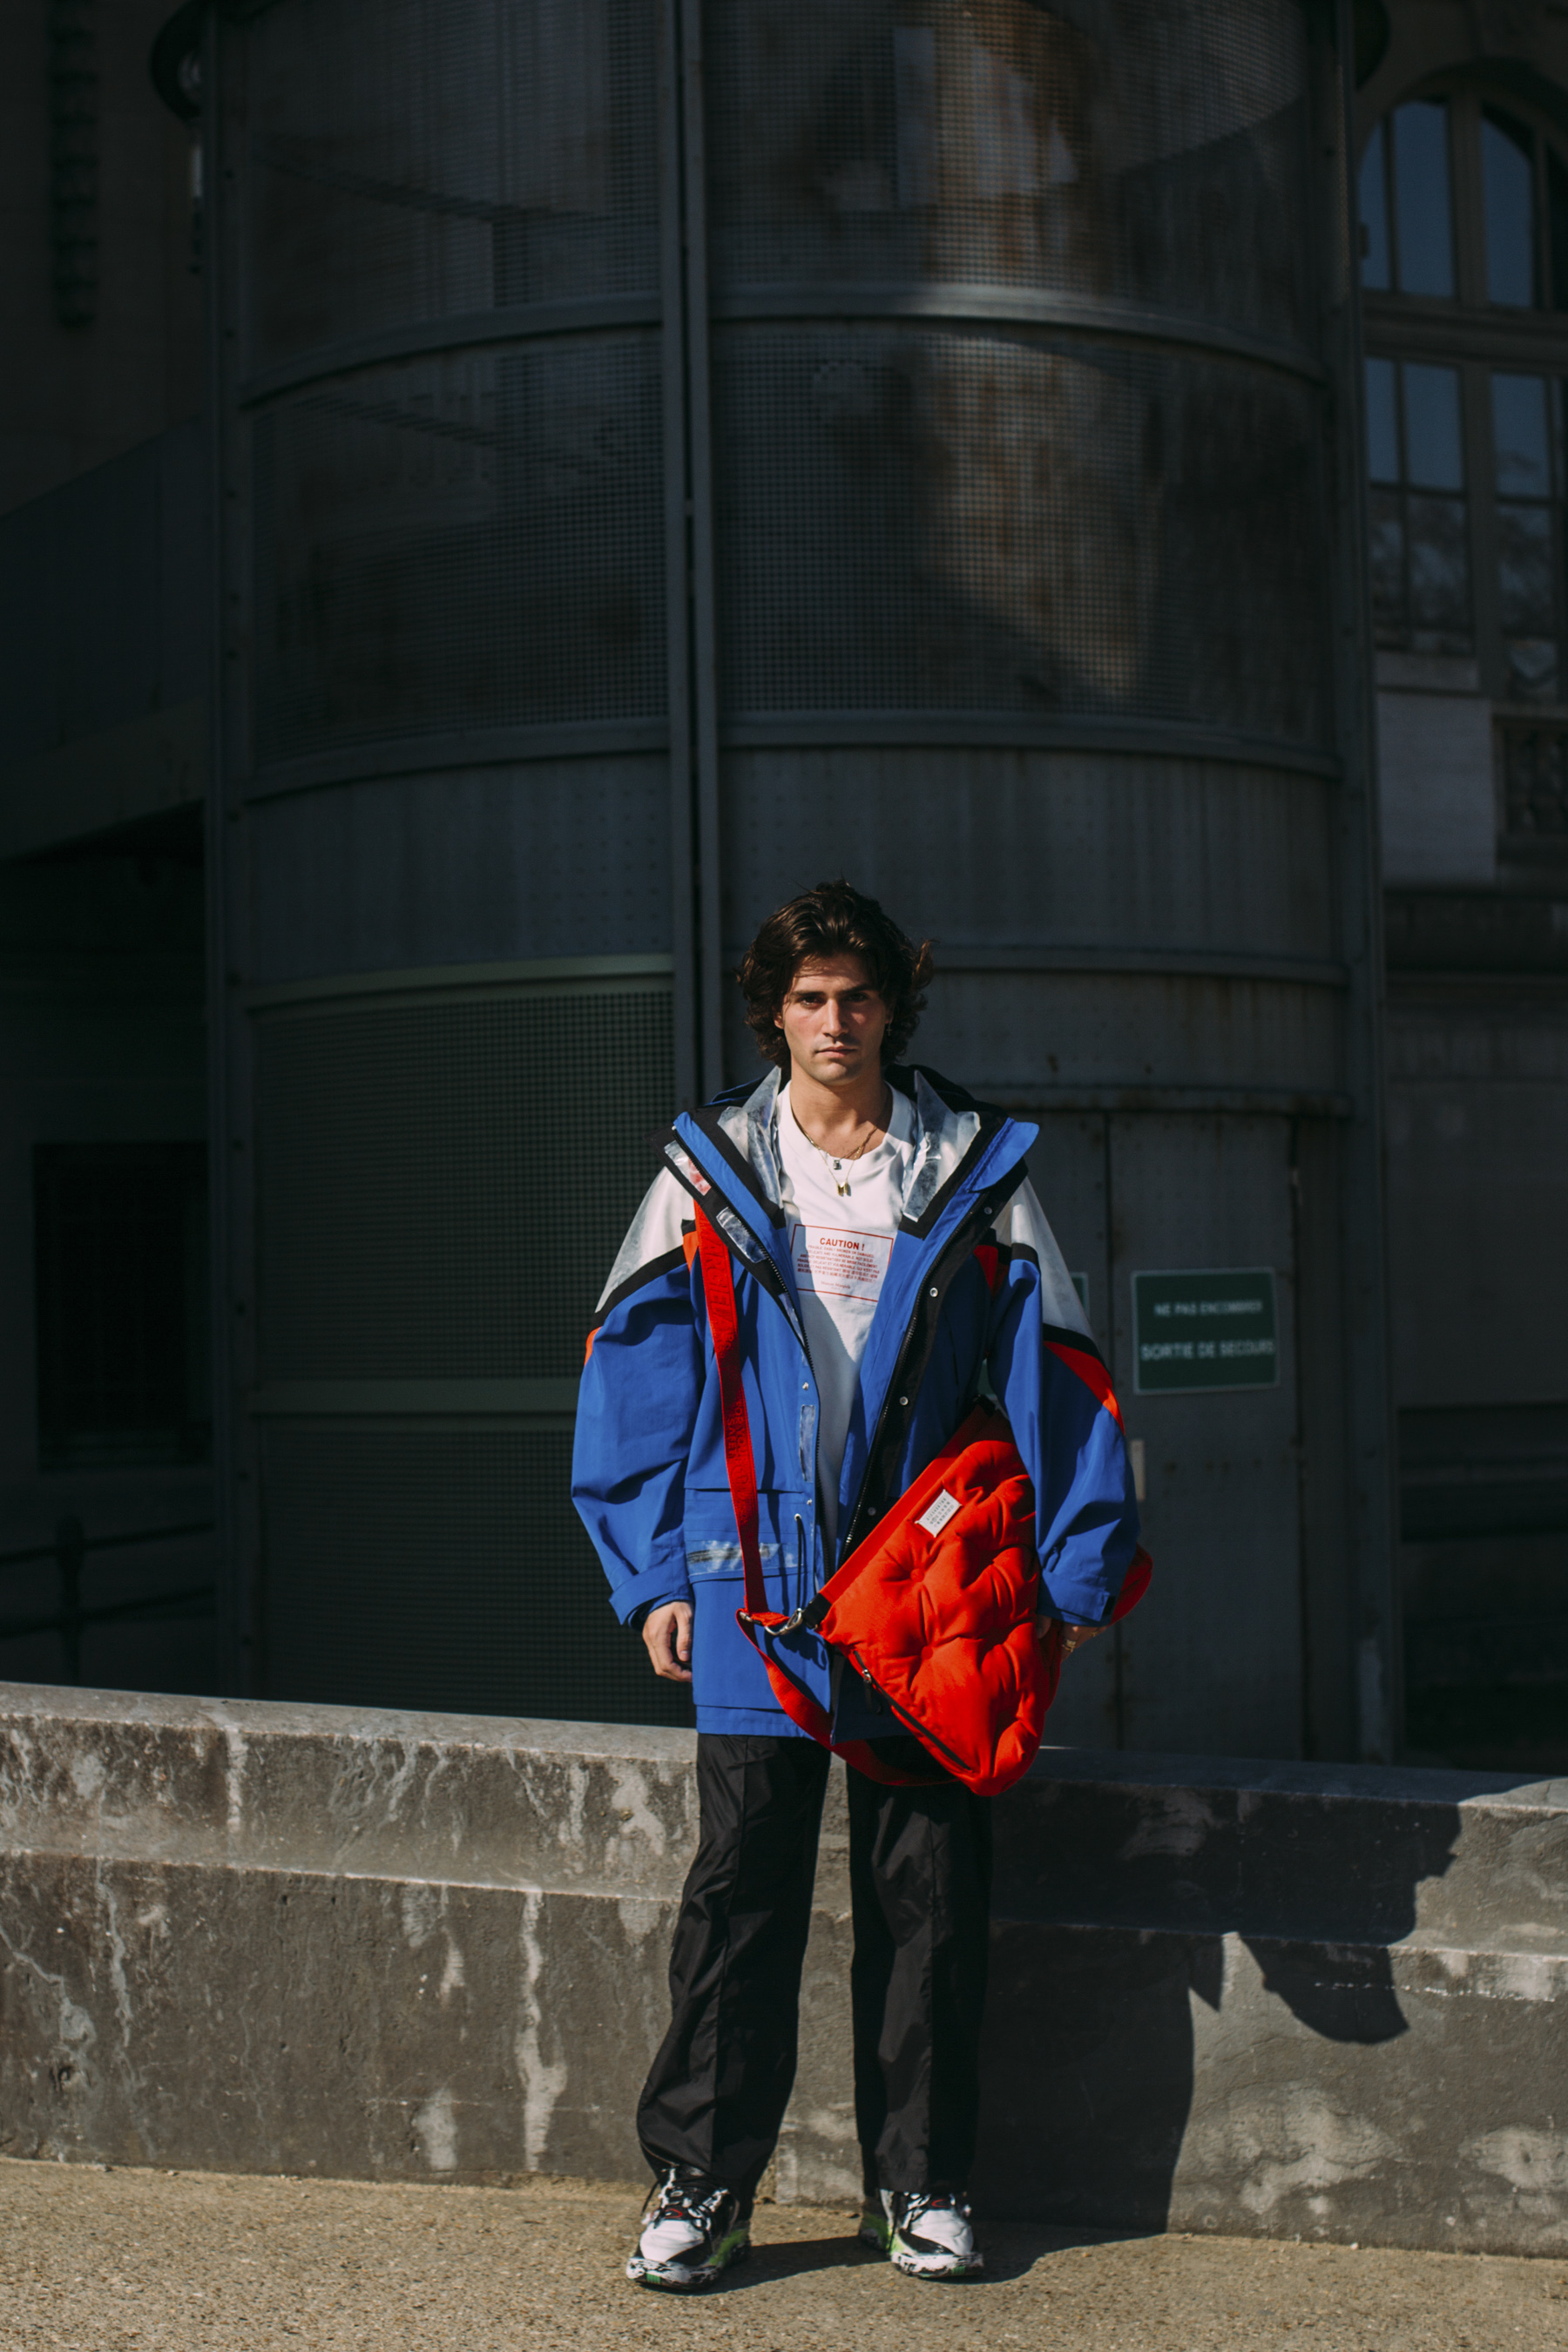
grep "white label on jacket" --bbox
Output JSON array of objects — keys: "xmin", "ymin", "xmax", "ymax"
[
  {"xmin": 916, "ymin": 1487, "xmax": 961, "ymax": 1538},
  {"xmin": 788, "ymin": 1222, "xmax": 895, "ymax": 1304}
]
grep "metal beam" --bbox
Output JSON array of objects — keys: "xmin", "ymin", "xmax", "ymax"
[
  {"xmin": 236, "ymin": 297, "xmax": 664, "ymax": 407},
  {"xmin": 679, "ymin": 0, "xmax": 723, "ymax": 1101},
  {"xmin": 712, "ymin": 284, "xmax": 1329, "ymax": 383},
  {"xmin": 1321, "ymin": 0, "xmax": 1401, "ymax": 1762}
]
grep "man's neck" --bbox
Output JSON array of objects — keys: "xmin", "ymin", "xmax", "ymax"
[{"xmin": 787, "ymin": 1065, "xmax": 890, "ymax": 1152}]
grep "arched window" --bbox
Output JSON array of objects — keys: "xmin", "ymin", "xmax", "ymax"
[
  {"xmin": 1360, "ymin": 85, "xmax": 1568, "ymax": 733},
  {"xmin": 1361, "ymin": 90, "xmax": 1568, "ymax": 309}
]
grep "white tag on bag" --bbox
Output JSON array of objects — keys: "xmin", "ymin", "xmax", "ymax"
[{"xmin": 916, "ymin": 1487, "xmax": 961, "ymax": 1538}]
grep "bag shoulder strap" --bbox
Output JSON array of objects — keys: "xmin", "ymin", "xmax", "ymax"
[{"xmin": 694, "ymin": 1207, "xmax": 768, "ymax": 1621}]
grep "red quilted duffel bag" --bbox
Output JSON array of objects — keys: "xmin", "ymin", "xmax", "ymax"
[{"xmin": 696, "ymin": 1207, "xmax": 1150, "ymax": 1797}]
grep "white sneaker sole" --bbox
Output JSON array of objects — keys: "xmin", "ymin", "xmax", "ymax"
[
  {"xmin": 889, "ymin": 2241, "xmax": 984, "ymax": 2279},
  {"xmin": 625, "ymin": 2231, "xmax": 751, "ymax": 2292},
  {"xmin": 859, "ymin": 2200, "xmax": 983, "ymax": 2278}
]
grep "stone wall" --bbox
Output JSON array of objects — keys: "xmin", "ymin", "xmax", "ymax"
[{"xmin": 0, "ymin": 1686, "xmax": 1564, "ymax": 2253}]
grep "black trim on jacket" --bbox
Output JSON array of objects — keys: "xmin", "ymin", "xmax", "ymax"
[
  {"xmin": 592, "ymin": 1242, "xmax": 689, "ymax": 1332},
  {"xmin": 838, "ymin": 1193, "xmax": 1007, "ymax": 1561},
  {"xmin": 986, "ymin": 1242, "xmax": 1112, "ymax": 1372},
  {"xmin": 888, "ymin": 1064, "xmax": 1022, "ymax": 1241},
  {"xmin": 658, "ymin": 1145, "xmax": 795, "ymax": 1323},
  {"xmin": 1041, "ymin": 1320, "xmax": 1108, "ymax": 1368},
  {"xmin": 685, "ymin": 1105, "xmax": 787, "ymax": 1227}
]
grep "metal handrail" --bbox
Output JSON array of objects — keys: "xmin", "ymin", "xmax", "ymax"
[
  {"xmin": 0, "ymin": 1517, "xmax": 217, "ymax": 1680},
  {"xmin": 0, "ymin": 1519, "xmax": 215, "ymax": 1569}
]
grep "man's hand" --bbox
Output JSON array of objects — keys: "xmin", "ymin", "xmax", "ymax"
[
  {"xmin": 1040, "ymin": 1616, "xmax": 1105, "ymax": 1659},
  {"xmin": 1061, "ymin": 1624, "xmax": 1104, "ymax": 1658},
  {"xmin": 643, "ymin": 1601, "xmax": 693, "ymax": 1684}
]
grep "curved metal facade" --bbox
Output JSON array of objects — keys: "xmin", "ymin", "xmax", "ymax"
[{"xmin": 210, "ymin": 0, "xmax": 1394, "ymax": 1757}]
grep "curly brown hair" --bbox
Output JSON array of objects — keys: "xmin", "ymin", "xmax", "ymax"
[{"xmin": 737, "ymin": 880, "xmax": 935, "ymax": 1072}]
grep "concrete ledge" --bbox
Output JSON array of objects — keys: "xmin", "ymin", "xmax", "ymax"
[{"xmin": 0, "ymin": 1686, "xmax": 1564, "ymax": 2254}]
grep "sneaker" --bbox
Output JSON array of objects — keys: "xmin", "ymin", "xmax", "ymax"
[
  {"xmin": 858, "ymin": 2187, "xmax": 984, "ymax": 2279},
  {"xmin": 625, "ymin": 2166, "xmax": 751, "ymax": 2291}
]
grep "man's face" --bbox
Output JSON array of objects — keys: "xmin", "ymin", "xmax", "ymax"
[{"xmin": 779, "ymin": 954, "xmax": 889, "ymax": 1087}]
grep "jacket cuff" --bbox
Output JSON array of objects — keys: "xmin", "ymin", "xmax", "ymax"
[
  {"xmin": 610, "ymin": 1551, "xmax": 695, "ymax": 1626},
  {"xmin": 1037, "ymin": 1571, "xmax": 1118, "ymax": 1627}
]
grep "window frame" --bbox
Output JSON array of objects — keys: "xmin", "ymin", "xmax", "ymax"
[{"xmin": 1361, "ymin": 79, "xmax": 1568, "ymax": 714}]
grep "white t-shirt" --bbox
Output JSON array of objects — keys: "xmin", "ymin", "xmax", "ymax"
[{"xmin": 775, "ymin": 1082, "xmax": 916, "ymax": 1560}]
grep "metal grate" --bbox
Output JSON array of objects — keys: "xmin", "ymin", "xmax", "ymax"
[
  {"xmin": 1500, "ymin": 718, "xmax": 1568, "ymax": 841},
  {"xmin": 245, "ymin": 0, "xmax": 660, "ymax": 370},
  {"xmin": 711, "ymin": 326, "xmax": 1328, "ymax": 744},
  {"xmin": 255, "ymin": 986, "xmax": 674, "ymax": 1382},
  {"xmin": 703, "ymin": 0, "xmax": 1310, "ymax": 346},
  {"xmin": 49, "ymin": 0, "xmax": 98, "ymax": 327},
  {"xmin": 253, "ymin": 338, "xmax": 666, "ymax": 763},
  {"xmin": 259, "ymin": 1424, "xmax": 690, "ymax": 1726}
]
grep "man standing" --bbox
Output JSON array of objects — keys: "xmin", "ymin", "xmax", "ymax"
[{"xmin": 572, "ymin": 881, "xmax": 1141, "ymax": 2290}]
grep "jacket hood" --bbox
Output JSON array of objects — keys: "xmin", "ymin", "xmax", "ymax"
[
  {"xmin": 677, "ymin": 1063, "xmax": 1030, "ymax": 1232},
  {"xmin": 592, "ymin": 1065, "xmax": 1034, "ymax": 1326},
  {"xmin": 685, "ymin": 1063, "xmax": 1015, "ymax": 1233}
]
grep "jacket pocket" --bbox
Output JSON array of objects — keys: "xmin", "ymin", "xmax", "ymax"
[
  {"xmin": 681, "ymin": 1490, "xmax": 806, "ymax": 1598},
  {"xmin": 683, "ymin": 1490, "xmax": 809, "ymax": 1717},
  {"xmin": 689, "ymin": 1571, "xmax": 780, "ymax": 1717}
]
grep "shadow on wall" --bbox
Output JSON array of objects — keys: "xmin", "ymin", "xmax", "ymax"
[{"xmin": 970, "ymin": 1767, "xmax": 1488, "ymax": 2231}]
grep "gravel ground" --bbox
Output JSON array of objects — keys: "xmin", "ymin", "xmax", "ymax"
[{"xmin": 1, "ymin": 2159, "xmax": 1566, "ymax": 2352}]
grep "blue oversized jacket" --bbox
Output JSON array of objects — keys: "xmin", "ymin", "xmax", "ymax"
[{"xmin": 571, "ymin": 1064, "xmax": 1142, "ymax": 1739}]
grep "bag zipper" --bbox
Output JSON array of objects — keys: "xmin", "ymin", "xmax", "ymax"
[{"xmin": 844, "ymin": 1645, "xmax": 970, "ymax": 1767}]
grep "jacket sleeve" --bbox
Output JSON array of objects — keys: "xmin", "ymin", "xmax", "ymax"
[
  {"xmin": 983, "ymin": 1176, "xmax": 1142, "ymax": 1627},
  {"xmin": 571, "ymin": 1171, "xmax": 702, "ymax": 1625}
]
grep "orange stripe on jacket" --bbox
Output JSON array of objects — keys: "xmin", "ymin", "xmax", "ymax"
[
  {"xmin": 977, "ymin": 1246, "xmax": 1123, "ymax": 1428},
  {"xmin": 1046, "ymin": 1338, "xmax": 1125, "ymax": 1430}
]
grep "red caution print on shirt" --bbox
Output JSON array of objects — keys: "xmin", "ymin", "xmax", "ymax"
[{"xmin": 789, "ymin": 1223, "xmax": 895, "ymax": 1304}]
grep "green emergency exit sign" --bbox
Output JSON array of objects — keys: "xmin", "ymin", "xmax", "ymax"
[{"xmin": 1132, "ymin": 1268, "xmax": 1279, "ymax": 1394}]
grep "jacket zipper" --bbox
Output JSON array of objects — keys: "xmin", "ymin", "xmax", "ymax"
[
  {"xmin": 836, "ymin": 1186, "xmax": 1010, "ymax": 1564},
  {"xmin": 682, "ymin": 1120, "xmax": 1024, "ymax": 1562}
]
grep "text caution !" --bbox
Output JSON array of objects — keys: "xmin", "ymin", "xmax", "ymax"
[{"xmin": 1132, "ymin": 1268, "xmax": 1279, "ymax": 1395}]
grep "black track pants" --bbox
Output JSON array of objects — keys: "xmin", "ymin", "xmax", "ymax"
[{"xmin": 636, "ymin": 1732, "xmax": 992, "ymax": 2201}]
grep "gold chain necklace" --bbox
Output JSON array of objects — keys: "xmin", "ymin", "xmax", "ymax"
[{"xmin": 795, "ymin": 1086, "xmax": 890, "ymax": 1198}]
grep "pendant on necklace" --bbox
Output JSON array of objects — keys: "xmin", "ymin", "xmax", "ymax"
[{"xmin": 833, "ymin": 1161, "xmax": 849, "ymax": 1197}]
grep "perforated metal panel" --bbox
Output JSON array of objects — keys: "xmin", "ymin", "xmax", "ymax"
[
  {"xmin": 255, "ymin": 986, "xmax": 673, "ymax": 1382},
  {"xmin": 260, "ymin": 1425, "xmax": 689, "ymax": 1725},
  {"xmin": 253, "ymin": 338, "xmax": 666, "ymax": 764},
  {"xmin": 213, "ymin": 0, "xmax": 1394, "ymax": 1754},
  {"xmin": 703, "ymin": 0, "xmax": 1310, "ymax": 344},
  {"xmin": 712, "ymin": 327, "xmax": 1328, "ymax": 742},
  {"xmin": 245, "ymin": 0, "xmax": 660, "ymax": 370}
]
